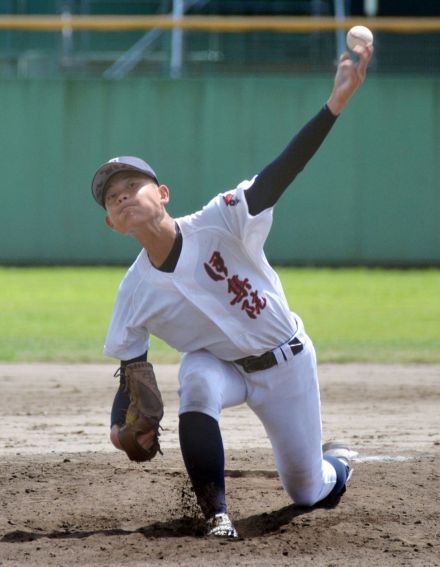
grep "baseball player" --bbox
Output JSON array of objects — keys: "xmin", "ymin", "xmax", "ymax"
[{"xmin": 91, "ymin": 45, "xmax": 373, "ymax": 539}]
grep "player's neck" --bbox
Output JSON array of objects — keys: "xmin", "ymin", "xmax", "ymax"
[{"xmin": 135, "ymin": 215, "xmax": 178, "ymax": 268}]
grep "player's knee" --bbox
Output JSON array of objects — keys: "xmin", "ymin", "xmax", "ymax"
[
  {"xmin": 284, "ymin": 474, "xmax": 323, "ymax": 507},
  {"xmin": 293, "ymin": 490, "xmax": 320, "ymax": 507},
  {"xmin": 287, "ymin": 466, "xmax": 347, "ymax": 507}
]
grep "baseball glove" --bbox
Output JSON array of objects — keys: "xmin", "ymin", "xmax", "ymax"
[{"xmin": 118, "ymin": 361, "xmax": 164, "ymax": 462}]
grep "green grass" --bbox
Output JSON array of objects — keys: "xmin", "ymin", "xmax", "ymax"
[
  {"xmin": 277, "ymin": 267, "xmax": 440, "ymax": 363},
  {"xmin": 1, "ymin": 267, "xmax": 439, "ymax": 363}
]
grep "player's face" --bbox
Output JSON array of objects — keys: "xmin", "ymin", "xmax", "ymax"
[{"xmin": 104, "ymin": 171, "xmax": 169, "ymax": 235}]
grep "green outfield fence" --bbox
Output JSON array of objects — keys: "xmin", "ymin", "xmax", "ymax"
[
  {"xmin": 0, "ymin": 7, "xmax": 439, "ymax": 266},
  {"xmin": 1, "ymin": 74, "xmax": 439, "ymax": 266}
]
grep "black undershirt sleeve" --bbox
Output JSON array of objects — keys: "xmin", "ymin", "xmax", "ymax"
[{"xmin": 244, "ymin": 104, "xmax": 338, "ymax": 216}]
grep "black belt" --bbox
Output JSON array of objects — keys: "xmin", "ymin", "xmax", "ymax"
[{"xmin": 234, "ymin": 336, "xmax": 303, "ymax": 373}]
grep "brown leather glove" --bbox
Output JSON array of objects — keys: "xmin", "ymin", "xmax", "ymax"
[{"xmin": 118, "ymin": 361, "xmax": 164, "ymax": 462}]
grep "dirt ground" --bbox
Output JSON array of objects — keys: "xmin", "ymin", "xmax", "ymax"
[{"xmin": 0, "ymin": 363, "xmax": 439, "ymax": 567}]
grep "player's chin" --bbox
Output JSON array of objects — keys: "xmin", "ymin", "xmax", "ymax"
[
  {"xmin": 112, "ymin": 217, "xmax": 135, "ymax": 235},
  {"xmin": 120, "ymin": 210, "xmax": 144, "ymax": 231}
]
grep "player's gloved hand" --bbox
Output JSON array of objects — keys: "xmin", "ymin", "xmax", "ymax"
[
  {"xmin": 327, "ymin": 44, "xmax": 373, "ymax": 115},
  {"xmin": 117, "ymin": 361, "xmax": 164, "ymax": 462}
]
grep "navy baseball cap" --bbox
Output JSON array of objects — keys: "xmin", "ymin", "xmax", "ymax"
[{"xmin": 91, "ymin": 156, "xmax": 159, "ymax": 208}]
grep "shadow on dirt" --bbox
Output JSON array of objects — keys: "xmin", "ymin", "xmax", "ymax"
[
  {"xmin": 1, "ymin": 517, "xmax": 199, "ymax": 543},
  {"xmin": 236, "ymin": 504, "xmax": 314, "ymax": 538},
  {"xmin": 2, "ymin": 504, "xmax": 319, "ymax": 543}
]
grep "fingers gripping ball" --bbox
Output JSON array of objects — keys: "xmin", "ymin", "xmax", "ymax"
[
  {"xmin": 118, "ymin": 362, "xmax": 164, "ymax": 462},
  {"xmin": 346, "ymin": 26, "xmax": 374, "ymax": 51}
]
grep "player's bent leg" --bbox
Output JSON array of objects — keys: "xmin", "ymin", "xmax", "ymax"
[{"xmin": 245, "ymin": 332, "xmax": 346, "ymax": 507}]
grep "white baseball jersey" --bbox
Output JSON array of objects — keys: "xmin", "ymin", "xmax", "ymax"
[{"xmin": 104, "ymin": 178, "xmax": 298, "ymax": 361}]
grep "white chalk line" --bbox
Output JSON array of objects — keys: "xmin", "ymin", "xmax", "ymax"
[
  {"xmin": 353, "ymin": 454, "xmax": 416, "ymax": 463},
  {"xmin": 328, "ymin": 449, "xmax": 420, "ymax": 463}
]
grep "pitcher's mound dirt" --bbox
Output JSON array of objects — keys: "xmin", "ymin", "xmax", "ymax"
[{"xmin": 0, "ymin": 363, "xmax": 439, "ymax": 566}]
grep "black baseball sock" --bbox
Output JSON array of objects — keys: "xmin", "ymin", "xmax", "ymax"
[{"xmin": 179, "ymin": 411, "xmax": 226, "ymax": 519}]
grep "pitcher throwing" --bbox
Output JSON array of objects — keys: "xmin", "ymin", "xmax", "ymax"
[{"xmin": 91, "ymin": 45, "xmax": 373, "ymax": 539}]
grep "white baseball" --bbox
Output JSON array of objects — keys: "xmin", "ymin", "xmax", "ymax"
[{"xmin": 346, "ymin": 25, "xmax": 374, "ymax": 51}]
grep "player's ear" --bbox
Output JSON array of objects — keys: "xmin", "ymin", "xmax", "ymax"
[{"xmin": 159, "ymin": 184, "xmax": 170, "ymax": 204}]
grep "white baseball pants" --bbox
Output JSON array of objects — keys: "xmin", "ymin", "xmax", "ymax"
[{"xmin": 178, "ymin": 322, "xmax": 338, "ymax": 506}]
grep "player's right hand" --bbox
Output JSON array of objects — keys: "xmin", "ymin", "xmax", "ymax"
[{"xmin": 327, "ymin": 45, "xmax": 373, "ymax": 115}]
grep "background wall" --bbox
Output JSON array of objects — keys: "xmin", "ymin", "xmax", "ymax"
[{"xmin": 1, "ymin": 74, "xmax": 439, "ymax": 266}]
